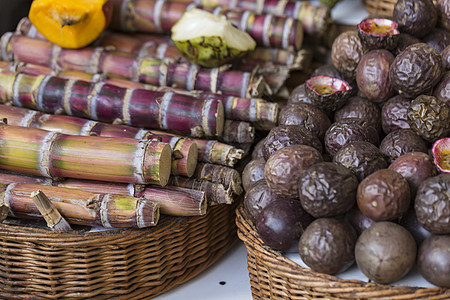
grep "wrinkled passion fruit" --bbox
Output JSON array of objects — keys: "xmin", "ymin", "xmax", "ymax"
[
  {"xmin": 381, "ymin": 95, "xmax": 412, "ymax": 134},
  {"xmin": 436, "ymin": 0, "xmax": 450, "ymax": 31},
  {"xmin": 305, "ymin": 75, "xmax": 352, "ymax": 112},
  {"xmin": 299, "ymin": 218, "xmax": 357, "ymax": 275},
  {"xmin": 389, "ymin": 43, "xmax": 444, "ymax": 98},
  {"xmin": 407, "ymin": 95, "xmax": 450, "ymax": 143},
  {"xmin": 432, "ymin": 138, "xmax": 450, "ymax": 173},
  {"xmin": 334, "ymin": 96, "xmax": 382, "ymax": 133},
  {"xmin": 433, "ymin": 71, "xmax": 450, "ymax": 107},
  {"xmin": 356, "ymin": 49, "xmax": 395, "ymax": 102},
  {"xmin": 379, "ymin": 129, "xmax": 429, "ymax": 163},
  {"xmin": 298, "ymin": 162, "xmax": 359, "ymax": 218},
  {"xmin": 331, "ymin": 30, "xmax": 366, "ymax": 79},
  {"xmin": 357, "ymin": 169, "xmax": 410, "ymax": 221},
  {"xmin": 393, "ymin": 0, "xmax": 437, "ymax": 38},
  {"xmin": 442, "ymin": 46, "xmax": 450, "ymax": 70},
  {"xmin": 415, "ymin": 173, "xmax": 450, "ymax": 234},
  {"xmin": 264, "ymin": 145, "xmax": 323, "ymax": 198},
  {"xmin": 357, "ymin": 18, "xmax": 400, "ymax": 50}
]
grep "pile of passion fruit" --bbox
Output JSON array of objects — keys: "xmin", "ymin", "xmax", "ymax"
[{"xmin": 242, "ymin": 0, "xmax": 450, "ymax": 288}]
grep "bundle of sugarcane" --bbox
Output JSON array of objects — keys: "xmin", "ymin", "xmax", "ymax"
[
  {"xmin": 0, "ymin": 104, "xmax": 198, "ymax": 177},
  {"xmin": 16, "ymin": 18, "xmax": 311, "ymax": 72},
  {"xmin": 173, "ymin": 0, "xmax": 331, "ymax": 38},
  {"xmin": 108, "ymin": 0, "xmax": 303, "ymax": 51},
  {"xmin": 0, "ymin": 68, "xmax": 224, "ymax": 139},
  {"xmin": 0, "ymin": 123, "xmax": 172, "ymax": 186},
  {"xmin": 0, "ymin": 170, "xmax": 207, "ymax": 217},
  {"xmin": 1, "ymin": 33, "xmax": 266, "ymax": 98},
  {"xmin": 0, "ymin": 60, "xmax": 277, "ymax": 132},
  {"xmin": 0, "ymin": 182, "xmax": 160, "ymax": 228}
]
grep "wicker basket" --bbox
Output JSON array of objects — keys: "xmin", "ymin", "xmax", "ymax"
[
  {"xmin": 236, "ymin": 204, "xmax": 450, "ymax": 299},
  {"xmin": 0, "ymin": 202, "xmax": 239, "ymax": 299}
]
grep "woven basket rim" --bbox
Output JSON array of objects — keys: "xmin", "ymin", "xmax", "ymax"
[{"xmin": 236, "ymin": 204, "xmax": 450, "ymax": 299}]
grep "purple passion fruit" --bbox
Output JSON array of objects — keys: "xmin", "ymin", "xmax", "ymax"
[
  {"xmin": 432, "ymin": 137, "xmax": 450, "ymax": 173},
  {"xmin": 414, "ymin": 173, "xmax": 450, "ymax": 234},
  {"xmin": 299, "ymin": 218, "xmax": 357, "ymax": 275},
  {"xmin": 417, "ymin": 235, "xmax": 450, "ymax": 288},
  {"xmin": 243, "ymin": 179, "xmax": 283, "ymax": 223},
  {"xmin": 436, "ymin": 0, "xmax": 450, "ymax": 31},
  {"xmin": 334, "ymin": 96, "xmax": 382, "ymax": 133},
  {"xmin": 331, "ymin": 30, "xmax": 366, "ymax": 79},
  {"xmin": 242, "ymin": 157, "xmax": 266, "ymax": 192},
  {"xmin": 305, "ymin": 75, "xmax": 352, "ymax": 112},
  {"xmin": 379, "ymin": 129, "xmax": 428, "ymax": 163},
  {"xmin": 381, "ymin": 95, "xmax": 412, "ymax": 134},
  {"xmin": 433, "ymin": 71, "xmax": 450, "ymax": 106},
  {"xmin": 357, "ymin": 18, "xmax": 400, "ymax": 50},
  {"xmin": 265, "ymin": 145, "xmax": 323, "ymax": 198},
  {"xmin": 393, "ymin": 0, "xmax": 437, "ymax": 38},
  {"xmin": 357, "ymin": 169, "xmax": 410, "ymax": 221}
]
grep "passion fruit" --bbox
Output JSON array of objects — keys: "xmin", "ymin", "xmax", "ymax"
[
  {"xmin": 432, "ymin": 137, "xmax": 450, "ymax": 173},
  {"xmin": 393, "ymin": 0, "xmax": 437, "ymax": 38},
  {"xmin": 357, "ymin": 18, "xmax": 400, "ymax": 50},
  {"xmin": 407, "ymin": 95, "xmax": 450, "ymax": 143},
  {"xmin": 381, "ymin": 95, "xmax": 412, "ymax": 134},
  {"xmin": 334, "ymin": 96, "xmax": 382, "ymax": 133},
  {"xmin": 305, "ymin": 75, "xmax": 352, "ymax": 112},
  {"xmin": 433, "ymin": 71, "xmax": 450, "ymax": 107},
  {"xmin": 331, "ymin": 30, "xmax": 366, "ymax": 79},
  {"xmin": 417, "ymin": 235, "xmax": 450, "ymax": 288},
  {"xmin": 379, "ymin": 129, "xmax": 429, "ymax": 163},
  {"xmin": 436, "ymin": 0, "xmax": 450, "ymax": 31},
  {"xmin": 242, "ymin": 157, "xmax": 266, "ymax": 192}
]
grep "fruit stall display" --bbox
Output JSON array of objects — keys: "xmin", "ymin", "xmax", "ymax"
[
  {"xmin": 237, "ymin": 0, "xmax": 450, "ymax": 298},
  {"xmin": 0, "ymin": 0, "xmax": 336, "ymax": 298}
]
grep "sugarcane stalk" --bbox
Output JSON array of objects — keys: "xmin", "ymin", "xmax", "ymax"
[
  {"xmin": 0, "ymin": 170, "xmax": 207, "ymax": 217},
  {"xmin": 0, "ymin": 183, "xmax": 160, "ymax": 228},
  {"xmin": 0, "ymin": 124, "xmax": 172, "ymax": 186},
  {"xmin": 193, "ymin": 162, "xmax": 243, "ymax": 195},
  {"xmin": 31, "ymin": 190, "xmax": 72, "ymax": 231},
  {"xmin": 168, "ymin": 175, "xmax": 233, "ymax": 205},
  {"xmin": 174, "ymin": 0, "xmax": 331, "ymax": 37},
  {"xmin": 0, "ymin": 104, "xmax": 198, "ymax": 177},
  {"xmin": 221, "ymin": 120, "xmax": 255, "ymax": 144},
  {"xmin": 0, "ymin": 67, "xmax": 224, "ymax": 138},
  {"xmin": 109, "ymin": 0, "xmax": 303, "ymax": 50},
  {"xmin": 2, "ymin": 34, "xmax": 266, "ymax": 98}
]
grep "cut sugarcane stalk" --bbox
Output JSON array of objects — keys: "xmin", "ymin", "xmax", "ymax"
[
  {"xmin": 31, "ymin": 190, "xmax": 72, "ymax": 231},
  {"xmin": 0, "ymin": 67, "xmax": 224, "ymax": 138},
  {"xmin": 0, "ymin": 104, "xmax": 197, "ymax": 177},
  {"xmin": 0, "ymin": 170, "xmax": 207, "ymax": 217},
  {"xmin": 0, "ymin": 124, "xmax": 172, "ymax": 186},
  {"xmin": 109, "ymin": 0, "xmax": 303, "ymax": 50},
  {"xmin": 221, "ymin": 120, "xmax": 255, "ymax": 144},
  {"xmin": 193, "ymin": 162, "xmax": 243, "ymax": 195},
  {"xmin": 2, "ymin": 33, "xmax": 266, "ymax": 98},
  {"xmin": 171, "ymin": 8, "xmax": 256, "ymax": 67},
  {"xmin": 169, "ymin": 176, "xmax": 233, "ymax": 205},
  {"xmin": 0, "ymin": 183, "xmax": 159, "ymax": 228},
  {"xmin": 0, "ymin": 59, "xmax": 278, "ymax": 128}
]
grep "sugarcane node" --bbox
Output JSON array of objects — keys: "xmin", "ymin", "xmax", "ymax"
[
  {"xmin": 31, "ymin": 189, "xmax": 62, "ymax": 228},
  {"xmin": 136, "ymin": 197, "xmax": 160, "ymax": 228}
]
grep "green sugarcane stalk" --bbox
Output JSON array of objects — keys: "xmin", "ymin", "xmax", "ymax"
[
  {"xmin": 0, "ymin": 183, "xmax": 160, "ymax": 228},
  {"xmin": 0, "ymin": 170, "xmax": 207, "ymax": 217},
  {"xmin": 1, "ymin": 33, "xmax": 266, "ymax": 98},
  {"xmin": 0, "ymin": 104, "xmax": 198, "ymax": 178},
  {"xmin": 0, "ymin": 123, "xmax": 172, "ymax": 186}
]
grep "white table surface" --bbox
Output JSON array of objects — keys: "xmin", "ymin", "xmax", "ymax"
[{"xmin": 155, "ymin": 1, "xmax": 370, "ymax": 299}]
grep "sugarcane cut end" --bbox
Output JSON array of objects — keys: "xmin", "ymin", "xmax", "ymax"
[
  {"xmin": 158, "ymin": 143, "xmax": 173, "ymax": 187},
  {"xmin": 186, "ymin": 141, "xmax": 198, "ymax": 178}
]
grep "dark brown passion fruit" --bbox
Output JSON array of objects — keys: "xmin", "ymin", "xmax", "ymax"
[
  {"xmin": 432, "ymin": 137, "xmax": 450, "ymax": 173},
  {"xmin": 417, "ymin": 235, "xmax": 450, "ymax": 288},
  {"xmin": 393, "ymin": 0, "xmax": 438, "ymax": 38},
  {"xmin": 331, "ymin": 30, "xmax": 366, "ymax": 79},
  {"xmin": 262, "ymin": 125, "xmax": 323, "ymax": 160},
  {"xmin": 278, "ymin": 103, "xmax": 331, "ymax": 141},
  {"xmin": 379, "ymin": 129, "xmax": 429, "ymax": 163},
  {"xmin": 287, "ymin": 83, "xmax": 313, "ymax": 106},
  {"xmin": 257, "ymin": 198, "xmax": 314, "ymax": 251},
  {"xmin": 442, "ymin": 45, "xmax": 450, "ymax": 70},
  {"xmin": 381, "ymin": 95, "xmax": 412, "ymax": 134},
  {"xmin": 436, "ymin": 0, "xmax": 450, "ymax": 31},
  {"xmin": 422, "ymin": 27, "xmax": 450, "ymax": 53},
  {"xmin": 333, "ymin": 141, "xmax": 387, "ymax": 181},
  {"xmin": 298, "ymin": 162, "xmax": 359, "ymax": 218},
  {"xmin": 345, "ymin": 206, "xmax": 377, "ymax": 236},
  {"xmin": 334, "ymin": 96, "xmax": 382, "ymax": 133},
  {"xmin": 324, "ymin": 118, "xmax": 380, "ymax": 156},
  {"xmin": 433, "ymin": 71, "xmax": 450, "ymax": 106},
  {"xmin": 415, "ymin": 173, "xmax": 450, "ymax": 234},
  {"xmin": 242, "ymin": 157, "xmax": 266, "ymax": 192},
  {"xmin": 357, "ymin": 169, "xmax": 410, "ymax": 221},
  {"xmin": 400, "ymin": 208, "xmax": 433, "ymax": 246},
  {"xmin": 299, "ymin": 218, "xmax": 357, "ymax": 275},
  {"xmin": 395, "ymin": 33, "xmax": 421, "ymax": 55},
  {"xmin": 407, "ymin": 95, "xmax": 450, "ymax": 143},
  {"xmin": 243, "ymin": 179, "xmax": 283, "ymax": 223},
  {"xmin": 305, "ymin": 75, "xmax": 352, "ymax": 112},
  {"xmin": 388, "ymin": 152, "xmax": 437, "ymax": 198},
  {"xmin": 265, "ymin": 145, "xmax": 323, "ymax": 198},
  {"xmin": 357, "ymin": 18, "xmax": 400, "ymax": 50},
  {"xmin": 356, "ymin": 49, "xmax": 395, "ymax": 103},
  {"xmin": 389, "ymin": 43, "xmax": 444, "ymax": 98}
]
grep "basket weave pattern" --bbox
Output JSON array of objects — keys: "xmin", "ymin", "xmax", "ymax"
[
  {"xmin": 236, "ymin": 205, "xmax": 450, "ymax": 299},
  {"xmin": 0, "ymin": 202, "xmax": 238, "ymax": 299}
]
